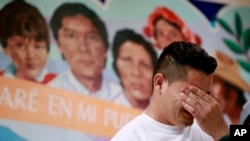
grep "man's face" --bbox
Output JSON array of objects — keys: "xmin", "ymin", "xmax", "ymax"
[
  {"xmin": 116, "ymin": 41, "xmax": 154, "ymax": 104},
  {"xmin": 4, "ymin": 35, "xmax": 48, "ymax": 79},
  {"xmin": 57, "ymin": 14, "xmax": 107, "ymax": 79},
  {"xmin": 158, "ymin": 68, "xmax": 213, "ymax": 128},
  {"xmin": 154, "ymin": 18, "xmax": 185, "ymax": 50}
]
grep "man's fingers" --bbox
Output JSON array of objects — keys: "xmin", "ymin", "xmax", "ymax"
[
  {"xmin": 181, "ymin": 101, "xmax": 200, "ymax": 117},
  {"xmin": 188, "ymin": 86, "xmax": 213, "ymax": 103},
  {"xmin": 180, "ymin": 93, "xmax": 202, "ymax": 111}
]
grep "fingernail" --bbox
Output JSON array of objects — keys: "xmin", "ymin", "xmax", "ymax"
[{"xmin": 181, "ymin": 87, "xmax": 188, "ymax": 92}]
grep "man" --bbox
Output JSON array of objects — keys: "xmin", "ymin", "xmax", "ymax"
[
  {"xmin": 111, "ymin": 41, "xmax": 229, "ymax": 141},
  {"xmin": 49, "ymin": 2, "xmax": 120, "ymax": 101}
]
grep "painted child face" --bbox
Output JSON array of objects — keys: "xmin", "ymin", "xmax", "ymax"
[
  {"xmin": 155, "ymin": 18, "xmax": 185, "ymax": 50},
  {"xmin": 116, "ymin": 41, "xmax": 154, "ymax": 103},
  {"xmin": 4, "ymin": 35, "xmax": 48, "ymax": 79}
]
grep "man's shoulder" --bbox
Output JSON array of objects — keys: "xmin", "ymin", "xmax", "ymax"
[{"xmin": 111, "ymin": 114, "xmax": 146, "ymax": 141}]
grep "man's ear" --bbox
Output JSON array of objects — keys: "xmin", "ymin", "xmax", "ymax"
[{"xmin": 153, "ymin": 73, "xmax": 165, "ymax": 94}]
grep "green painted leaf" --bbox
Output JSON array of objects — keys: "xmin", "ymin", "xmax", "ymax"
[
  {"xmin": 216, "ymin": 17, "xmax": 233, "ymax": 35},
  {"xmin": 242, "ymin": 28, "xmax": 250, "ymax": 51},
  {"xmin": 237, "ymin": 59, "xmax": 250, "ymax": 72},
  {"xmin": 223, "ymin": 38, "xmax": 244, "ymax": 54},
  {"xmin": 235, "ymin": 12, "xmax": 242, "ymax": 38}
]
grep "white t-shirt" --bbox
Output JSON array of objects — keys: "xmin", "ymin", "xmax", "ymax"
[{"xmin": 111, "ymin": 113, "xmax": 213, "ymax": 141}]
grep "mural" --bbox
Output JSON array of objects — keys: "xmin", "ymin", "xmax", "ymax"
[{"xmin": 0, "ymin": 0, "xmax": 250, "ymax": 140}]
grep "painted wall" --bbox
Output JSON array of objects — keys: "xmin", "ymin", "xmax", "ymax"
[{"xmin": 0, "ymin": 0, "xmax": 250, "ymax": 140}]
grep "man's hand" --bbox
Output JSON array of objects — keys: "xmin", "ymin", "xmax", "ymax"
[{"xmin": 180, "ymin": 86, "xmax": 229, "ymax": 141}]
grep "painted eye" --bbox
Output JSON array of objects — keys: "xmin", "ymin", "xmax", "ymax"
[
  {"xmin": 67, "ymin": 33, "xmax": 76, "ymax": 38},
  {"xmin": 15, "ymin": 43, "xmax": 26, "ymax": 50}
]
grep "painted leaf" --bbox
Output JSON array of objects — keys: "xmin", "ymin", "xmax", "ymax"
[
  {"xmin": 237, "ymin": 59, "xmax": 250, "ymax": 72},
  {"xmin": 216, "ymin": 17, "xmax": 233, "ymax": 35},
  {"xmin": 235, "ymin": 12, "xmax": 242, "ymax": 38},
  {"xmin": 242, "ymin": 28, "xmax": 250, "ymax": 51},
  {"xmin": 223, "ymin": 38, "xmax": 244, "ymax": 54}
]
